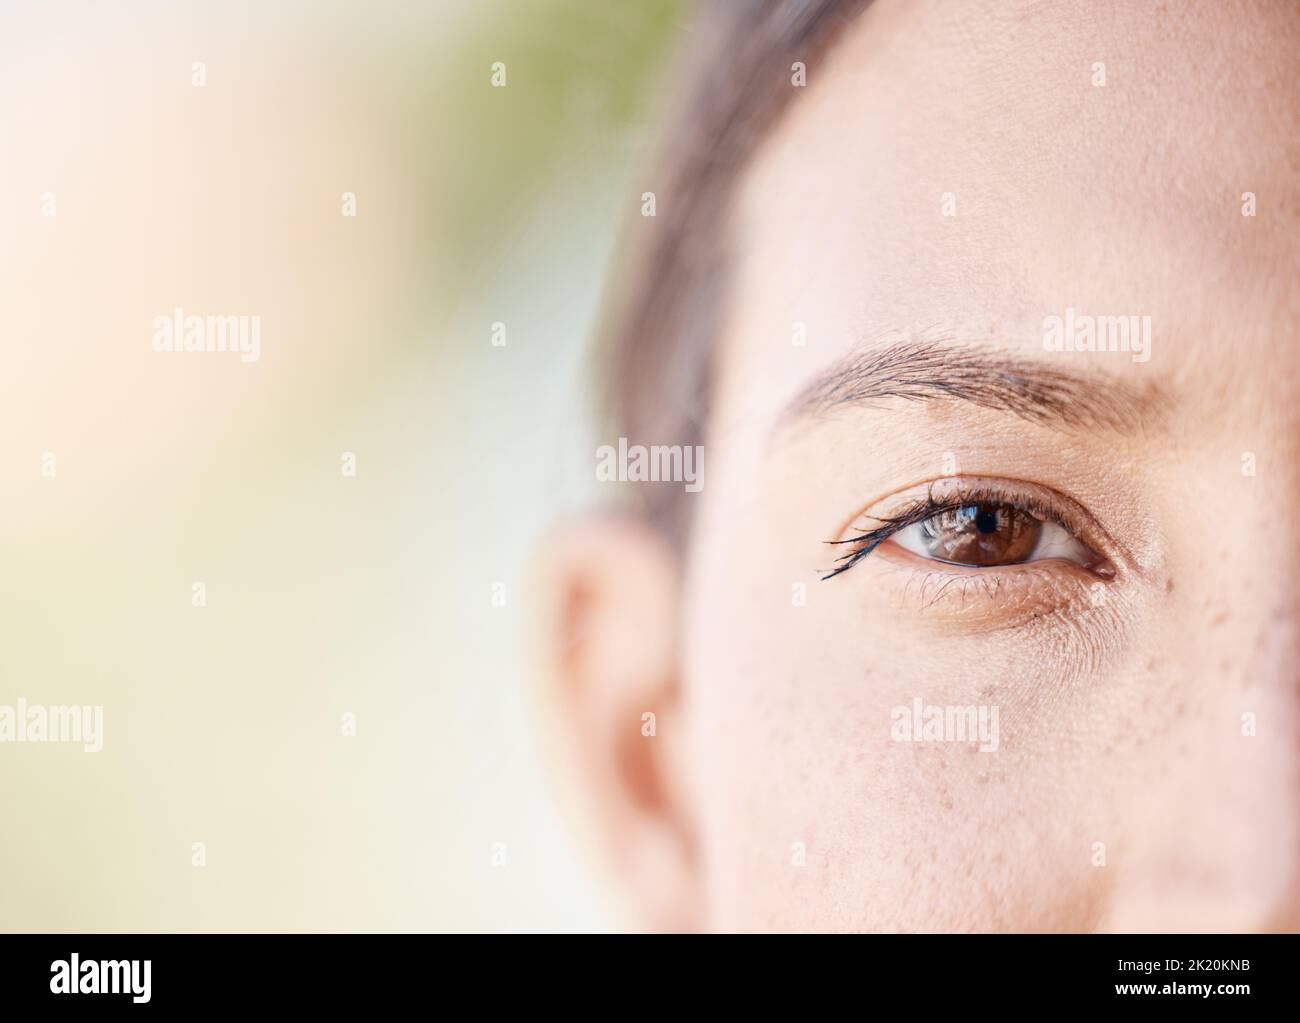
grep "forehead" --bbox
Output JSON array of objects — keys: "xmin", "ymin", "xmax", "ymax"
[{"xmin": 718, "ymin": 0, "xmax": 1298, "ymax": 427}]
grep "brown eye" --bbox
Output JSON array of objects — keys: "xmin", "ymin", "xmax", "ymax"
[{"xmin": 897, "ymin": 503, "xmax": 1043, "ymax": 567}]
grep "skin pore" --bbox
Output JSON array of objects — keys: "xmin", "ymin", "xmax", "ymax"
[{"xmin": 539, "ymin": 0, "xmax": 1300, "ymax": 931}]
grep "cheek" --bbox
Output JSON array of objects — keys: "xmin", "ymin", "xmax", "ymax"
[{"xmin": 680, "ymin": 516, "xmax": 1122, "ymax": 931}]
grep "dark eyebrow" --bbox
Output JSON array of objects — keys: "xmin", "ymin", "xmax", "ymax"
[{"xmin": 779, "ymin": 339, "xmax": 1166, "ymax": 435}]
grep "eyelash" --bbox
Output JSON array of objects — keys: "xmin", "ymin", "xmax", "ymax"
[{"xmin": 821, "ymin": 483, "xmax": 1079, "ymax": 581}]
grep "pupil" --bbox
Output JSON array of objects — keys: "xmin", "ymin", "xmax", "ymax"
[{"xmin": 974, "ymin": 508, "xmax": 1000, "ymax": 534}]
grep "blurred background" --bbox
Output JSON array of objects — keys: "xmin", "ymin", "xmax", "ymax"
[{"xmin": 0, "ymin": 0, "xmax": 683, "ymax": 931}]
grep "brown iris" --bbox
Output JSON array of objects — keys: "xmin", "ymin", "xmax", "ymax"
[{"xmin": 914, "ymin": 503, "xmax": 1042, "ymax": 566}]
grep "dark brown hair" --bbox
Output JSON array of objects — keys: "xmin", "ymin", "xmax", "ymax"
[{"xmin": 599, "ymin": 0, "xmax": 869, "ymax": 543}]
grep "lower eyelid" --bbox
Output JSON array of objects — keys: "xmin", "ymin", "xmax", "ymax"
[{"xmin": 861, "ymin": 541, "xmax": 1115, "ymax": 630}]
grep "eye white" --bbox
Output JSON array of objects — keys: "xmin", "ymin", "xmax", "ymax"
[
  {"xmin": 1029, "ymin": 520, "xmax": 1091, "ymax": 563},
  {"xmin": 892, "ymin": 515, "xmax": 1091, "ymax": 565}
]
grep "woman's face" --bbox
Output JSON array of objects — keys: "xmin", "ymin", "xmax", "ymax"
[{"xmin": 542, "ymin": 0, "xmax": 1299, "ymax": 931}]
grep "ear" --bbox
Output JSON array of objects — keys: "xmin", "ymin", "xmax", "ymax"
[{"xmin": 531, "ymin": 512, "xmax": 700, "ymax": 931}]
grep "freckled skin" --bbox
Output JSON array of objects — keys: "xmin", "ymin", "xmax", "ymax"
[
  {"xmin": 677, "ymin": 0, "xmax": 1300, "ymax": 931},
  {"xmin": 544, "ymin": 0, "xmax": 1300, "ymax": 933}
]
